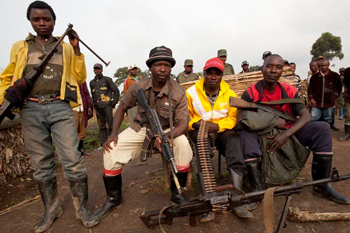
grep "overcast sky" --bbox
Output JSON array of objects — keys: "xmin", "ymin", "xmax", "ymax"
[{"xmin": 1, "ymin": 0, "xmax": 349, "ymax": 86}]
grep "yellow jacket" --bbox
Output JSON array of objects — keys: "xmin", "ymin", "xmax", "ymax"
[
  {"xmin": 0, "ymin": 36, "xmax": 87, "ymax": 108},
  {"xmin": 186, "ymin": 77, "xmax": 238, "ymax": 133}
]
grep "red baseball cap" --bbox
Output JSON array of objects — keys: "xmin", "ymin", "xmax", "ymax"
[{"xmin": 203, "ymin": 57, "xmax": 224, "ymax": 72}]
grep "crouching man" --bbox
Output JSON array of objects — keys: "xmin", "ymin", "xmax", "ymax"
[
  {"xmin": 239, "ymin": 54, "xmax": 350, "ymax": 204},
  {"xmin": 94, "ymin": 46, "xmax": 193, "ymax": 220}
]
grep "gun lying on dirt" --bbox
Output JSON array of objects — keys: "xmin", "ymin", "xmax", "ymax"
[
  {"xmin": 229, "ymin": 96, "xmax": 298, "ymax": 122},
  {"xmin": 140, "ymin": 168, "xmax": 350, "ymax": 233},
  {"xmin": 135, "ymin": 88, "xmax": 184, "ymax": 194},
  {"xmin": 0, "ymin": 24, "xmax": 73, "ymax": 125}
]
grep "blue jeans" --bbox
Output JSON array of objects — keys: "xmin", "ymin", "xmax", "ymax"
[
  {"xmin": 311, "ymin": 107, "xmax": 333, "ymax": 123},
  {"xmin": 20, "ymin": 100, "xmax": 86, "ymax": 181}
]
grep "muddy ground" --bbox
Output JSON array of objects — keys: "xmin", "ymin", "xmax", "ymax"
[{"xmin": 1, "ymin": 119, "xmax": 350, "ymax": 233}]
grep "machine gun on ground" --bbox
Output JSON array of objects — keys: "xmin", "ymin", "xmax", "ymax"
[{"xmin": 140, "ymin": 166, "xmax": 350, "ymax": 232}]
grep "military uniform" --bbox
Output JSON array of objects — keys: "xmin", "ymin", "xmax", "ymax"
[
  {"xmin": 176, "ymin": 72, "xmax": 199, "ymax": 84},
  {"xmin": 224, "ymin": 63, "xmax": 235, "ymax": 75},
  {"xmin": 90, "ymin": 75, "xmax": 119, "ymax": 145}
]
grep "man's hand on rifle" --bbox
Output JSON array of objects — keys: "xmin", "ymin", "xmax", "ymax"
[
  {"xmin": 68, "ymin": 29, "xmax": 81, "ymax": 55},
  {"xmin": 154, "ymin": 136, "xmax": 172, "ymax": 153},
  {"xmin": 103, "ymin": 133, "xmax": 118, "ymax": 153},
  {"xmin": 266, "ymin": 132, "xmax": 289, "ymax": 154},
  {"xmin": 275, "ymin": 117, "xmax": 286, "ymax": 129}
]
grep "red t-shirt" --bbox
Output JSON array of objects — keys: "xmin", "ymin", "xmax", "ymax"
[{"xmin": 261, "ymin": 85, "xmax": 294, "ymax": 128}]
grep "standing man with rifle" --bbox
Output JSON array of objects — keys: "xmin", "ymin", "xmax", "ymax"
[
  {"xmin": 90, "ymin": 63, "xmax": 119, "ymax": 147},
  {"xmin": 94, "ymin": 46, "xmax": 193, "ymax": 220},
  {"xmin": 0, "ymin": 1, "xmax": 99, "ymax": 231},
  {"xmin": 237, "ymin": 54, "xmax": 350, "ymax": 204}
]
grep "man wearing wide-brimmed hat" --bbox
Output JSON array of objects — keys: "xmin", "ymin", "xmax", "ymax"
[{"xmin": 93, "ymin": 46, "xmax": 193, "ymax": 220}]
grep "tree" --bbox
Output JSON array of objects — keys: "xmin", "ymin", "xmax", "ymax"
[
  {"xmin": 249, "ymin": 65, "xmax": 261, "ymax": 72},
  {"xmin": 113, "ymin": 67, "xmax": 151, "ymax": 87},
  {"xmin": 310, "ymin": 32, "xmax": 344, "ymax": 61}
]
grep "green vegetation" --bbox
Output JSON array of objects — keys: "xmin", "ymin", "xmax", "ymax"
[
  {"xmin": 311, "ymin": 32, "xmax": 344, "ymax": 61},
  {"xmin": 83, "ymin": 119, "xmax": 130, "ymax": 151}
]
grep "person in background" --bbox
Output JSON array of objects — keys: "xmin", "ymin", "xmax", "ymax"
[
  {"xmin": 176, "ymin": 59, "xmax": 199, "ymax": 84},
  {"xmin": 239, "ymin": 60, "xmax": 250, "ymax": 73},
  {"xmin": 308, "ymin": 58, "xmax": 342, "ymax": 131},
  {"xmin": 90, "ymin": 63, "xmax": 120, "ymax": 146},
  {"xmin": 307, "ymin": 61, "xmax": 319, "ymax": 84},
  {"xmin": 340, "ymin": 67, "xmax": 350, "ymax": 141},
  {"xmin": 337, "ymin": 67, "xmax": 345, "ymax": 120},
  {"xmin": 123, "ymin": 65, "xmax": 142, "ymax": 122},
  {"xmin": 217, "ymin": 49, "xmax": 235, "ymax": 75}
]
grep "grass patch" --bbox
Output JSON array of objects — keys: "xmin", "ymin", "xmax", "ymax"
[{"xmin": 83, "ymin": 119, "xmax": 130, "ymax": 151}]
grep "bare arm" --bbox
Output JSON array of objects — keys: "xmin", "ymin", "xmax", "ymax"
[{"xmin": 103, "ymin": 102, "xmax": 127, "ymax": 152}]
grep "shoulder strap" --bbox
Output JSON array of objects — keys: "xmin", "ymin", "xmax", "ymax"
[{"xmin": 260, "ymin": 98, "xmax": 304, "ymax": 105}]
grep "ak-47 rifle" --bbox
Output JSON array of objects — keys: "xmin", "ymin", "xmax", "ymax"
[
  {"xmin": 140, "ymin": 168, "xmax": 350, "ymax": 232},
  {"xmin": 0, "ymin": 24, "xmax": 73, "ymax": 124},
  {"xmin": 0, "ymin": 24, "xmax": 111, "ymax": 125},
  {"xmin": 229, "ymin": 96, "xmax": 300, "ymax": 122},
  {"xmin": 135, "ymin": 88, "xmax": 184, "ymax": 195}
]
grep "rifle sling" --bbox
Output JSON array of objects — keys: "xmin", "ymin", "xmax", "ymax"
[
  {"xmin": 259, "ymin": 98, "xmax": 304, "ymax": 105},
  {"xmin": 168, "ymin": 81, "xmax": 174, "ymax": 153},
  {"xmin": 263, "ymin": 187, "xmax": 278, "ymax": 233}
]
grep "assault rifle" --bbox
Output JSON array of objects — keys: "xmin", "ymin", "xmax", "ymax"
[
  {"xmin": 140, "ymin": 168, "xmax": 350, "ymax": 232},
  {"xmin": 135, "ymin": 88, "xmax": 184, "ymax": 194},
  {"xmin": 0, "ymin": 24, "xmax": 73, "ymax": 124},
  {"xmin": 229, "ymin": 96, "xmax": 299, "ymax": 122}
]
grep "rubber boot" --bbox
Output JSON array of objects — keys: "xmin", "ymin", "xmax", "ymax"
[
  {"xmin": 68, "ymin": 177, "xmax": 99, "ymax": 227},
  {"xmin": 312, "ymin": 154, "xmax": 350, "ymax": 204},
  {"xmin": 171, "ymin": 172, "xmax": 187, "ymax": 204},
  {"xmin": 79, "ymin": 140, "xmax": 90, "ymax": 156},
  {"xmin": 329, "ymin": 122, "xmax": 340, "ymax": 131},
  {"xmin": 228, "ymin": 168, "xmax": 253, "ymax": 218},
  {"xmin": 339, "ymin": 125, "xmax": 350, "ymax": 141},
  {"xmin": 245, "ymin": 159, "xmax": 265, "ymax": 211},
  {"xmin": 34, "ymin": 177, "xmax": 63, "ymax": 233},
  {"xmin": 93, "ymin": 174, "xmax": 123, "ymax": 220}
]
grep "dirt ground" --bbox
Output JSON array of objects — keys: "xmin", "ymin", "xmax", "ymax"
[{"xmin": 1, "ymin": 119, "xmax": 350, "ymax": 233}]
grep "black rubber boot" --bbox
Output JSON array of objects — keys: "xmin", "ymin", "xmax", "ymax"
[
  {"xmin": 79, "ymin": 140, "xmax": 90, "ymax": 156},
  {"xmin": 228, "ymin": 168, "xmax": 253, "ymax": 218},
  {"xmin": 245, "ymin": 159, "xmax": 265, "ymax": 211},
  {"xmin": 68, "ymin": 177, "xmax": 99, "ymax": 227},
  {"xmin": 339, "ymin": 125, "xmax": 350, "ymax": 141},
  {"xmin": 93, "ymin": 175, "xmax": 123, "ymax": 220},
  {"xmin": 312, "ymin": 154, "xmax": 350, "ymax": 204},
  {"xmin": 171, "ymin": 172, "xmax": 187, "ymax": 204},
  {"xmin": 34, "ymin": 177, "xmax": 63, "ymax": 233},
  {"xmin": 329, "ymin": 122, "xmax": 340, "ymax": 131}
]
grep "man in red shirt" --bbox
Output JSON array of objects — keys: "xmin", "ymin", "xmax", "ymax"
[{"xmin": 239, "ymin": 54, "xmax": 350, "ymax": 205}]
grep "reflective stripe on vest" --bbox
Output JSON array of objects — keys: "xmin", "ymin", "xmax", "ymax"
[{"xmin": 187, "ymin": 85, "xmax": 228, "ymax": 121}]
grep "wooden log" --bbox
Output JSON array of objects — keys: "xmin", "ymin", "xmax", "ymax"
[{"xmin": 287, "ymin": 206, "xmax": 350, "ymax": 222}]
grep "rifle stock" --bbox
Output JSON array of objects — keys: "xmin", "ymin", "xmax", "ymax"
[{"xmin": 229, "ymin": 96, "xmax": 296, "ymax": 122}]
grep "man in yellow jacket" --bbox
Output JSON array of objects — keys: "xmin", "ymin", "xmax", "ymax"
[
  {"xmin": 186, "ymin": 57, "xmax": 252, "ymax": 219},
  {"xmin": 0, "ymin": 1, "xmax": 98, "ymax": 231}
]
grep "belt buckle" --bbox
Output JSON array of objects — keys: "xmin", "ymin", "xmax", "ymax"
[{"xmin": 37, "ymin": 95, "xmax": 52, "ymax": 105}]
